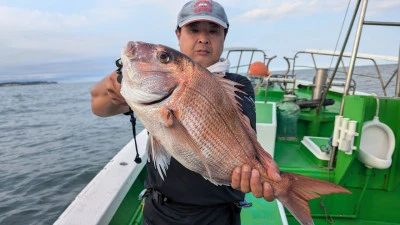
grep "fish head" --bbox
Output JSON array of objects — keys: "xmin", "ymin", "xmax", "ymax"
[{"xmin": 120, "ymin": 41, "xmax": 192, "ymax": 105}]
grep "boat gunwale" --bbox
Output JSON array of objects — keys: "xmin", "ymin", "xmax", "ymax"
[{"xmin": 54, "ymin": 130, "xmax": 149, "ymax": 225}]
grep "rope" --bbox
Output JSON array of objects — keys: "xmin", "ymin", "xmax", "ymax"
[{"xmin": 329, "ymin": 0, "xmax": 353, "ymax": 71}]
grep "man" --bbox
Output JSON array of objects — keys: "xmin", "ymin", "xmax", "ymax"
[{"xmin": 91, "ymin": 1, "xmax": 275, "ymax": 224}]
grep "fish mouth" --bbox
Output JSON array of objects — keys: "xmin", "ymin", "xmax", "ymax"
[{"xmin": 142, "ymin": 85, "xmax": 177, "ymax": 105}]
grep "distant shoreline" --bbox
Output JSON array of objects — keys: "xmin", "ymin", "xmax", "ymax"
[{"xmin": 0, "ymin": 81, "xmax": 57, "ymax": 87}]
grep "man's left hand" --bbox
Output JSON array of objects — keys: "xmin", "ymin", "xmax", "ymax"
[{"xmin": 231, "ymin": 164, "xmax": 275, "ymax": 202}]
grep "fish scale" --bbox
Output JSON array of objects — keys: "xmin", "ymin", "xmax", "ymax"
[
  {"xmin": 178, "ymin": 88, "xmax": 249, "ymax": 183},
  {"xmin": 177, "ymin": 77, "xmax": 255, "ymax": 183}
]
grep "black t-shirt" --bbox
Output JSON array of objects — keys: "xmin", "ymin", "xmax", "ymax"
[{"xmin": 143, "ymin": 73, "xmax": 256, "ymax": 224}]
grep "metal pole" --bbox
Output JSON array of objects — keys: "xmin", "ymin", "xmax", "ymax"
[
  {"xmin": 237, "ymin": 51, "xmax": 243, "ymax": 74},
  {"xmin": 317, "ymin": 0, "xmax": 362, "ymax": 113},
  {"xmin": 339, "ymin": 0, "xmax": 369, "ymax": 115},
  {"xmin": 396, "ymin": 45, "xmax": 400, "ymax": 97},
  {"xmin": 328, "ymin": 0, "xmax": 369, "ymax": 169},
  {"xmin": 364, "ymin": 21, "xmax": 400, "ymax": 26}
]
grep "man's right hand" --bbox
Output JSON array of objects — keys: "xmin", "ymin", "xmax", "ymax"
[
  {"xmin": 106, "ymin": 71, "xmax": 127, "ymax": 106},
  {"xmin": 91, "ymin": 71, "xmax": 129, "ymax": 117}
]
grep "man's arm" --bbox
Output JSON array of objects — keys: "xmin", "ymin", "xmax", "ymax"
[{"xmin": 90, "ymin": 71, "xmax": 129, "ymax": 117}]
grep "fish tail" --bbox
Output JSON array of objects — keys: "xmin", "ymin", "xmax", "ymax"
[{"xmin": 276, "ymin": 172, "xmax": 351, "ymax": 225}]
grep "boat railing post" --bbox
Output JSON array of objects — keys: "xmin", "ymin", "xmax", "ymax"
[
  {"xmin": 283, "ymin": 56, "xmax": 292, "ymax": 76},
  {"xmin": 292, "ymin": 52, "xmax": 302, "ymax": 75},
  {"xmin": 266, "ymin": 55, "xmax": 277, "ymax": 72},
  {"xmin": 370, "ymin": 59, "xmax": 387, "ymax": 96},
  {"xmin": 329, "ymin": 0, "xmax": 368, "ymax": 170},
  {"xmin": 310, "ymin": 53, "xmax": 317, "ymax": 69},
  {"xmin": 396, "ymin": 46, "xmax": 400, "ymax": 97},
  {"xmin": 341, "ymin": 59, "xmax": 347, "ymax": 76},
  {"xmin": 237, "ymin": 50, "xmax": 243, "ymax": 74},
  {"xmin": 317, "ymin": 0, "xmax": 362, "ymax": 115},
  {"xmin": 247, "ymin": 50, "xmax": 255, "ymax": 75},
  {"xmin": 339, "ymin": 0, "xmax": 369, "ymax": 115}
]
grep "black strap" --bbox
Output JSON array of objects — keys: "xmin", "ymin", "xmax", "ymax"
[
  {"xmin": 128, "ymin": 107, "xmax": 142, "ymax": 164},
  {"xmin": 115, "ymin": 57, "xmax": 141, "ymax": 164},
  {"xmin": 146, "ymin": 189, "xmax": 251, "ymax": 209},
  {"xmin": 115, "ymin": 58, "xmax": 123, "ymax": 83}
]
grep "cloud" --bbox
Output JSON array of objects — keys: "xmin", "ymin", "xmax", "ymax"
[
  {"xmin": 233, "ymin": 0, "xmax": 399, "ymax": 24},
  {"xmin": 236, "ymin": 2, "xmax": 304, "ymax": 22},
  {"xmin": 0, "ymin": 6, "xmax": 90, "ymax": 31},
  {"xmin": 375, "ymin": 0, "xmax": 400, "ymax": 9},
  {"xmin": 0, "ymin": 1, "xmax": 180, "ymax": 82},
  {"xmin": 0, "ymin": 6, "xmax": 120, "ymax": 66},
  {"xmin": 367, "ymin": 0, "xmax": 400, "ymax": 16},
  {"xmin": 0, "ymin": 4, "xmax": 160, "ymax": 67},
  {"xmin": 0, "ymin": 0, "xmax": 397, "ymax": 82}
]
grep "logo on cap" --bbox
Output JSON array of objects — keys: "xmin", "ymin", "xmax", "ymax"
[{"xmin": 194, "ymin": 0, "xmax": 213, "ymax": 14}]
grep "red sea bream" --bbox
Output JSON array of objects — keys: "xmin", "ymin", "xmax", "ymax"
[{"xmin": 120, "ymin": 41, "xmax": 351, "ymax": 225}]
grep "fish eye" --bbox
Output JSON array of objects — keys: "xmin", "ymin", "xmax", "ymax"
[{"xmin": 157, "ymin": 51, "xmax": 171, "ymax": 64}]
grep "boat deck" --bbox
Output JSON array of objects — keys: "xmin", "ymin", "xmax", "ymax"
[
  {"xmin": 255, "ymin": 85, "xmax": 342, "ymax": 180},
  {"xmin": 242, "ymin": 195, "xmax": 287, "ymax": 225},
  {"xmin": 274, "ymin": 140, "xmax": 332, "ymax": 180},
  {"xmin": 253, "ymin": 83, "xmax": 400, "ymax": 225}
]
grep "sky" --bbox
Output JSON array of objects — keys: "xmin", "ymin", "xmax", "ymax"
[{"xmin": 0, "ymin": 0, "xmax": 399, "ymax": 83}]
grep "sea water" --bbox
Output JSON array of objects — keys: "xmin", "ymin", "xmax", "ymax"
[
  {"xmin": 0, "ymin": 82, "xmax": 143, "ymax": 224},
  {"xmin": 0, "ymin": 64, "xmax": 397, "ymax": 225}
]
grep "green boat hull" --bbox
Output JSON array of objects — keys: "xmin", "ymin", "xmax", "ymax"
[{"xmin": 108, "ymin": 84, "xmax": 400, "ymax": 225}]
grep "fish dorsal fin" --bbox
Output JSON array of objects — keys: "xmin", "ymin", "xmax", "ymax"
[
  {"xmin": 147, "ymin": 135, "xmax": 171, "ymax": 180},
  {"xmin": 214, "ymin": 73, "xmax": 246, "ymax": 108},
  {"xmin": 159, "ymin": 106, "xmax": 214, "ymax": 181},
  {"xmin": 214, "ymin": 73, "xmax": 281, "ymax": 182},
  {"xmin": 214, "ymin": 73, "xmax": 253, "ymax": 138}
]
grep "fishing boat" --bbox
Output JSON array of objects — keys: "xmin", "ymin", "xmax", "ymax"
[{"xmin": 54, "ymin": 1, "xmax": 399, "ymax": 224}]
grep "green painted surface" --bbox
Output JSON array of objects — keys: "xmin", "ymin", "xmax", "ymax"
[
  {"xmin": 255, "ymin": 102, "xmax": 273, "ymax": 124},
  {"xmin": 300, "ymin": 137, "xmax": 330, "ymax": 167},
  {"xmin": 274, "ymin": 139, "xmax": 331, "ymax": 180},
  {"xmin": 308, "ymin": 137, "xmax": 330, "ymax": 147},
  {"xmin": 241, "ymin": 194, "xmax": 284, "ymax": 225},
  {"xmin": 254, "ymin": 88, "xmax": 400, "ymax": 225},
  {"xmin": 109, "ymin": 169, "xmax": 147, "ymax": 225}
]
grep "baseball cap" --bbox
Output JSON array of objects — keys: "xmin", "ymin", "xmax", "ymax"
[{"xmin": 177, "ymin": 0, "xmax": 229, "ymax": 29}]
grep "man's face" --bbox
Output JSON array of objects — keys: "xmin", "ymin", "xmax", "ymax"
[{"xmin": 176, "ymin": 21, "xmax": 225, "ymax": 68}]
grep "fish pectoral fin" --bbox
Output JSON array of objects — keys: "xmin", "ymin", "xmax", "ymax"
[
  {"xmin": 160, "ymin": 106, "xmax": 175, "ymax": 127},
  {"xmin": 147, "ymin": 134, "xmax": 171, "ymax": 180},
  {"xmin": 162, "ymin": 108, "xmax": 214, "ymax": 181}
]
